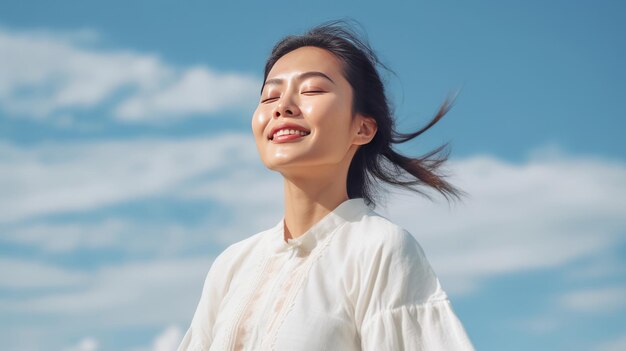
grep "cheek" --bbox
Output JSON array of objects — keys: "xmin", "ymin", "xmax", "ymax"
[
  {"xmin": 309, "ymin": 98, "xmax": 353, "ymax": 140},
  {"xmin": 251, "ymin": 107, "xmax": 270, "ymax": 139}
]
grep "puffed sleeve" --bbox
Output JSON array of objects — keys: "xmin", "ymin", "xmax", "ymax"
[
  {"xmin": 356, "ymin": 228, "xmax": 475, "ymax": 351},
  {"xmin": 177, "ymin": 251, "xmax": 230, "ymax": 351}
]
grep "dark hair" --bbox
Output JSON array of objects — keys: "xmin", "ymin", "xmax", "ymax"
[{"xmin": 263, "ymin": 19, "xmax": 466, "ymax": 206}]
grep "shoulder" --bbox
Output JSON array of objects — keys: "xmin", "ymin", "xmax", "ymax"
[
  {"xmin": 209, "ymin": 225, "xmax": 276, "ymax": 270},
  {"xmin": 345, "ymin": 209, "xmax": 443, "ymax": 300},
  {"xmin": 343, "ymin": 209, "xmax": 448, "ymax": 318},
  {"xmin": 345, "ymin": 208, "xmax": 426, "ymax": 260}
]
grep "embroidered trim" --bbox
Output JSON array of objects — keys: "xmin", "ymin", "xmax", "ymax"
[
  {"xmin": 224, "ymin": 252, "xmax": 272, "ymax": 351},
  {"xmin": 263, "ymin": 222, "xmax": 349, "ymax": 350}
]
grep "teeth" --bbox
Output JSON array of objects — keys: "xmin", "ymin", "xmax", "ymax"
[{"xmin": 271, "ymin": 129, "xmax": 310, "ymax": 139}]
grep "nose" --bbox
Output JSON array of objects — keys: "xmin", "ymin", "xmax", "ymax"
[{"xmin": 273, "ymin": 93, "xmax": 301, "ymax": 119}]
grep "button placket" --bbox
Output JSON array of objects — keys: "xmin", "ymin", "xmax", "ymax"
[
  {"xmin": 229, "ymin": 199, "xmax": 369, "ymax": 350},
  {"xmin": 264, "ymin": 246, "xmax": 311, "ymax": 339}
]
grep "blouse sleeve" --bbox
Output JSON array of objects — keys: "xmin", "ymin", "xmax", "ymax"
[
  {"xmin": 356, "ymin": 228, "xmax": 475, "ymax": 351},
  {"xmin": 177, "ymin": 251, "xmax": 231, "ymax": 351}
]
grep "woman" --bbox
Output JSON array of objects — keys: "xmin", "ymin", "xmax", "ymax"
[{"xmin": 178, "ymin": 20, "xmax": 475, "ymax": 351}]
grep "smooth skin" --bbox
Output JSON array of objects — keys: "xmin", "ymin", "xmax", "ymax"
[{"xmin": 251, "ymin": 46, "xmax": 377, "ymax": 241}]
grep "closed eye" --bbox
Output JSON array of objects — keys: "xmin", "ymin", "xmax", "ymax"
[
  {"xmin": 261, "ymin": 90, "xmax": 325, "ymax": 103},
  {"xmin": 261, "ymin": 97, "xmax": 279, "ymax": 103}
]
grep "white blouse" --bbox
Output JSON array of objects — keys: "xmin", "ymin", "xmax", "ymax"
[{"xmin": 177, "ymin": 198, "xmax": 475, "ymax": 351}]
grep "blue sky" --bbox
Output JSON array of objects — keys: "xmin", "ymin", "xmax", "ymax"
[{"xmin": 0, "ymin": 1, "xmax": 625, "ymax": 350}]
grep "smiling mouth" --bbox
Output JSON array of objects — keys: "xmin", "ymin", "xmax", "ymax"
[{"xmin": 269, "ymin": 129, "xmax": 311, "ymax": 142}]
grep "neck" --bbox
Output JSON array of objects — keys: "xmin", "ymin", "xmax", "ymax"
[{"xmin": 282, "ymin": 166, "xmax": 349, "ymax": 242}]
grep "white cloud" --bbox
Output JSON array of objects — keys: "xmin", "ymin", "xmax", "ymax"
[
  {"xmin": 564, "ymin": 257, "xmax": 626, "ymax": 281},
  {"xmin": 2, "ymin": 219, "xmax": 129, "ymax": 253},
  {"xmin": 115, "ymin": 67, "xmax": 260, "ymax": 121},
  {"xmin": 1, "ymin": 217, "xmax": 217, "ymax": 256},
  {"xmin": 516, "ymin": 315, "xmax": 561, "ymax": 335},
  {"xmin": 0, "ymin": 256, "xmax": 207, "ymax": 351},
  {"xmin": 99, "ymin": 326, "xmax": 183, "ymax": 351},
  {"xmin": 560, "ymin": 286, "xmax": 626, "ymax": 313},
  {"xmin": 377, "ymin": 147, "xmax": 626, "ymax": 295},
  {"xmin": 2, "ymin": 257, "xmax": 214, "ymax": 328},
  {"xmin": 0, "ymin": 27, "xmax": 259, "ymax": 122},
  {"xmin": 2, "ymin": 137, "xmax": 625, "ymax": 296},
  {"xmin": 64, "ymin": 338, "xmax": 99, "ymax": 351},
  {"xmin": 0, "ymin": 257, "xmax": 87, "ymax": 289},
  {"xmin": 0, "ymin": 134, "xmax": 260, "ymax": 223},
  {"xmin": 1, "ymin": 139, "xmax": 625, "ymax": 350},
  {"xmin": 178, "ymin": 166, "xmax": 284, "ymax": 245},
  {"xmin": 151, "ymin": 326, "xmax": 183, "ymax": 351}
]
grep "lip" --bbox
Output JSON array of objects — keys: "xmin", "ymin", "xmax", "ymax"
[
  {"xmin": 271, "ymin": 133, "xmax": 308, "ymax": 143},
  {"xmin": 267, "ymin": 122, "xmax": 311, "ymax": 141}
]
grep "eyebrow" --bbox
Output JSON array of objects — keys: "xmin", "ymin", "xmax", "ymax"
[{"xmin": 263, "ymin": 71, "xmax": 336, "ymax": 88}]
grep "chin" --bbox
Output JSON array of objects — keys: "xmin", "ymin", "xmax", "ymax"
[
  {"xmin": 264, "ymin": 160, "xmax": 294, "ymax": 172},
  {"xmin": 263, "ymin": 158, "xmax": 309, "ymax": 174},
  {"xmin": 261, "ymin": 156, "xmax": 289, "ymax": 170}
]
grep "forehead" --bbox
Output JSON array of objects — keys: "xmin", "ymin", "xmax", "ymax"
[{"xmin": 266, "ymin": 46, "xmax": 344, "ymax": 80}]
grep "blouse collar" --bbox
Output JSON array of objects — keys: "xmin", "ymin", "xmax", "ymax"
[{"xmin": 266, "ymin": 197, "xmax": 370, "ymax": 254}]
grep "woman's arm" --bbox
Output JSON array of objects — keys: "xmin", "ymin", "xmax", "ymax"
[
  {"xmin": 177, "ymin": 252, "xmax": 230, "ymax": 351},
  {"xmin": 355, "ymin": 228, "xmax": 475, "ymax": 351}
]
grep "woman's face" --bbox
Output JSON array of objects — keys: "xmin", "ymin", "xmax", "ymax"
[{"xmin": 252, "ymin": 46, "xmax": 374, "ymax": 175}]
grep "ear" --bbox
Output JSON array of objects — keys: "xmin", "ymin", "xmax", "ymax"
[{"xmin": 353, "ymin": 115, "xmax": 378, "ymax": 146}]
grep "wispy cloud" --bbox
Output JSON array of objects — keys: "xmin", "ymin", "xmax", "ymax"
[
  {"xmin": 1, "ymin": 136, "xmax": 625, "ymax": 349},
  {"xmin": 1, "ymin": 217, "xmax": 219, "ymax": 256},
  {"xmin": 0, "ymin": 134, "xmax": 260, "ymax": 223},
  {"xmin": 2, "ymin": 137, "xmax": 625, "ymax": 294},
  {"xmin": 1, "ymin": 219, "xmax": 130, "ymax": 253},
  {"xmin": 560, "ymin": 286, "xmax": 626, "ymax": 313},
  {"xmin": 2, "ymin": 257, "xmax": 214, "ymax": 327},
  {"xmin": 2, "ymin": 133, "xmax": 624, "ymax": 279},
  {"xmin": 149, "ymin": 326, "xmax": 183, "ymax": 351},
  {"xmin": 114, "ymin": 67, "xmax": 260, "ymax": 121},
  {"xmin": 64, "ymin": 338, "xmax": 99, "ymax": 351},
  {"xmin": 0, "ymin": 257, "xmax": 87, "ymax": 289},
  {"xmin": 0, "ymin": 27, "xmax": 260, "ymax": 122},
  {"xmin": 516, "ymin": 315, "xmax": 562, "ymax": 335},
  {"xmin": 379, "ymin": 146, "xmax": 626, "ymax": 294},
  {"xmin": 1, "ymin": 258, "xmax": 200, "ymax": 350},
  {"xmin": 70, "ymin": 326, "xmax": 183, "ymax": 351}
]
